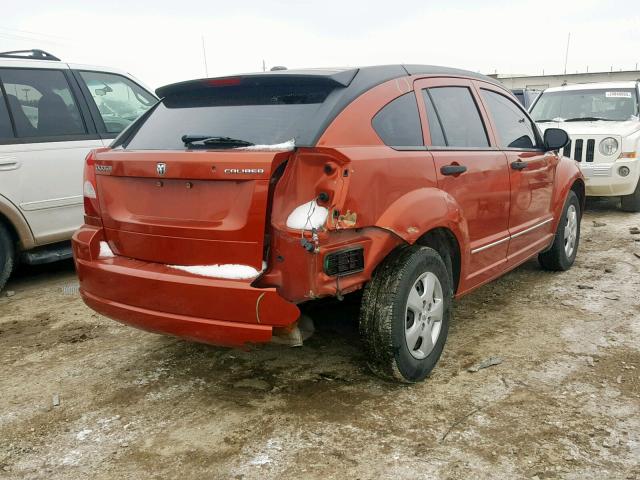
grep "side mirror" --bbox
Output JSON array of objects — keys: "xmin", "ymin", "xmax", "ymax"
[{"xmin": 543, "ymin": 128, "xmax": 570, "ymax": 152}]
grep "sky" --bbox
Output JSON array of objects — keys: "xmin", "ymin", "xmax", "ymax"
[{"xmin": 1, "ymin": 0, "xmax": 639, "ymax": 91}]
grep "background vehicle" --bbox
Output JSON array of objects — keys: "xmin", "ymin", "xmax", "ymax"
[
  {"xmin": 530, "ymin": 81, "xmax": 640, "ymax": 211},
  {"xmin": 511, "ymin": 88, "xmax": 541, "ymax": 109},
  {"xmin": 0, "ymin": 49, "xmax": 157, "ymax": 290},
  {"xmin": 73, "ymin": 65, "xmax": 583, "ymax": 382}
]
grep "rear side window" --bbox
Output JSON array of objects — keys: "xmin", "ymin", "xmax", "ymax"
[
  {"xmin": 125, "ymin": 81, "xmax": 336, "ymax": 150},
  {"xmin": 421, "ymin": 91, "xmax": 446, "ymax": 147},
  {"xmin": 481, "ymin": 89, "xmax": 538, "ymax": 149},
  {"xmin": 372, "ymin": 92, "xmax": 423, "ymax": 147},
  {"xmin": 79, "ymin": 71, "xmax": 156, "ymax": 135},
  {"xmin": 0, "ymin": 94, "xmax": 13, "ymax": 139},
  {"xmin": 422, "ymin": 87, "xmax": 489, "ymax": 148},
  {"xmin": 0, "ymin": 68, "xmax": 86, "ymax": 138}
]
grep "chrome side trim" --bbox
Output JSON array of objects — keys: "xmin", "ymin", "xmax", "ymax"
[
  {"xmin": 471, "ymin": 236, "xmax": 510, "ymax": 254},
  {"xmin": 510, "ymin": 218, "xmax": 553, "ymax": 239},
  {"xmin": 471, "ymin": 218, "xmax": 553, "ymax": 254}
]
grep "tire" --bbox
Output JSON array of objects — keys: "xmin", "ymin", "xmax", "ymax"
[
  {"xmin": 620, "ymin": 179, "xmax": 640, "ymax": 212},
  {"xmin": 538, "ymin": 190, "xmax": 580, "ymax": 271},
  {"xmin": 359, "ymin": 245, "xmax": 452, "ymax": 383},
  {"xmin": 0, "ymin": 222, "xmax": 15, "ymax": 292}
]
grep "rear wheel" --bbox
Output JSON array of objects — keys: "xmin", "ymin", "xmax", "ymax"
[
  {"xmin": 0, "ymin": 222, "xmax": 15, "ymax": 292},
  {"xmin": 620, "ymin": 178, "xmax": 640, "ymax": 212},
  {"xmin": 359, "ymin": 246, "xmax": 451, "ymax": 383},
  {"xmin": 538, "ymin": 190, "xmax": 580, "ymax": 271}
]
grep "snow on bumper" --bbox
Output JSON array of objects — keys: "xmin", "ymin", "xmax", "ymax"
[
  {"xmin": 72, "ymin": 226, "xmax": 300, "ymax": 347},
  {"xmin": 581, "ymin": 158, "xmax": 640, "ymax": 196}
]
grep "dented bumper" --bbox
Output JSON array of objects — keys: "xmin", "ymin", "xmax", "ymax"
[{"xmin": 72, "ymin": 225, "xmax": 300, "ymax": 347}]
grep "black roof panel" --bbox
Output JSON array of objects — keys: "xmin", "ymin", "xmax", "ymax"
[{"xmin": 154, "ymin": 64, "xmax": 507, "ymax": 146}]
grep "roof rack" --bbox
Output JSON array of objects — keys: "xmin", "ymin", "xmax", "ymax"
[{"xmin": 0, "ymin": 49, "xmax": 61, "ymax": 61}]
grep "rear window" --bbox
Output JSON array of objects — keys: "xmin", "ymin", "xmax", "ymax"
[
  {"xmin": 124, "ymin": 81, "xmax": 335, "ymax": 150},
  {"xmin": 371, "ymin": 92, "xmax": 424, "ymax": 148},
  {"xmin": 423, "ymin": 87, "xmax": 489, "ymax": 148}
]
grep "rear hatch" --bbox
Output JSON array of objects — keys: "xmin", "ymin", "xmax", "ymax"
[
  {"xmin": 93, "ymin": 71, "xmax": 354, "ymax": 270},
  {"xmin": 95, "ymin": 149, "xmax": 287, "ymax": 270}
]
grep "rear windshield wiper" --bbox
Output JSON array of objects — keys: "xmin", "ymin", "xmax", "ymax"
[
  {"xmin": 564, "ymin": 117, "xmax": 611, "ymax": 122},
  {"xmin": 181, "ymin": 134, "xmax": 255, "ymax": 148},
  {"xmin": 535, "ymin": 119, "xmax": 555, "ymax": 123}
]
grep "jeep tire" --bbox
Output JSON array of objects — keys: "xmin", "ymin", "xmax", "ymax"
[
  {"xmin": 359, "ymin": 245, "xmax": 452, "ymax": 383},
  {"xmin": 620, "ymin": 178, "xmax": 640, "ymax": 212},
  {"xmin": 0, "ymin": 222, "xmax": 15, "ymax": 292},
  {"xmin": 539, "ymin": 190, "xmax": 580, "ymax": 271}
]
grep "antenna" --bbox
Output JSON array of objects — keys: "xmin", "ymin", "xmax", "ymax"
[
  {"xmin": 262, "ymin": 59, "xmax": 266, "ymax": 72},
  {"xmin": 563, "ymin": 32, "xmax": 571, "ymax": 75},
  {"xmin": 201, "ymin": 36, "xmax": 208, "ymax": 77}
]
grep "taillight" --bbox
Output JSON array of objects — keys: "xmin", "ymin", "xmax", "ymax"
[{"xmin": 83, "ymin": 148, "xmax": 109, "ymax": 225}]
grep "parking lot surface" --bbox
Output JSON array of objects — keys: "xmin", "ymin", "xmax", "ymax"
[{"xmin": 1, "ymin": 199, "xmax": 639, "ymax": 480}]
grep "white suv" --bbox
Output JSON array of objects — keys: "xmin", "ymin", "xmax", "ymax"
[
  {"xmin": 530, "ymin": 81, "xmax": 640, "ymax": 211},
  {"xmin": 0, "ymin": 49, "xmax": 156, "ymax": 290}
]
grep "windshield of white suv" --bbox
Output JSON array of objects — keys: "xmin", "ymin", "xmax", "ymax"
[{"xmin": 530, "ymin": 88, "xmax": 639, "ymax": 122}]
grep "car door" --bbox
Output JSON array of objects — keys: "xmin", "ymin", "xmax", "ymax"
[
  {"xmin": 0, "ymin": 66, "xmax": 103, "ymax": 244},
  {"xmin": 477, "ymin": 84, "xmax": 557, "ymax": 266},
  {"xmin": 0, "ymin": 88, "xmax": 21, "ymax": 214},
  {"xmin": 414, "ymin": 78, "xmax": 511, "ymax": 291}
]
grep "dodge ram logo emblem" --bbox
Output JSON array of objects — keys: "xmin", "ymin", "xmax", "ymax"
[{"xmin": 156, "ymin": 163, "xmax": 166, "ymax": 176}]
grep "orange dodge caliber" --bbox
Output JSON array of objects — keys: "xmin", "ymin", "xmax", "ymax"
[{"xmin": 73, "ymin": 65, "xmax": 584, "ymax": 382}]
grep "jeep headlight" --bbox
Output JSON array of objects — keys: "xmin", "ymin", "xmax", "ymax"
[{"xmin": 598, "ymin": 137, "xmax": 619, "ymax": 156}]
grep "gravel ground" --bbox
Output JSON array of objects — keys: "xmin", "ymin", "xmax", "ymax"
[{"xmin": 1, "ymin": 198, "xmax": 639, "ymax": 480}]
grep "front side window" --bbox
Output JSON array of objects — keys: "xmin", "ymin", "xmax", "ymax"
[
  {"xmin": 423, "ymin": 87, "xmax": 489, "ymax": 148},
  {"xmin": 530, "ymin": 88, "xmax": 639, "ymax": 122},
  {"xmin": 372, "ymin": 92, "xmax": 423, "ymax": 148},
  {"xmin": 0, "ymin": 68, "xmax": 86, "ymax": 137},
  {"xmin": 481, "ymin": 89, "xmax": 538, "ymax": 149},
  {"xmin": 79, "ymin": 71, "xmax": 156, "ymax": 134}
]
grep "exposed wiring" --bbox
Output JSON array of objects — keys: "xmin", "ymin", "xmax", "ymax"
[{"xmin": 299, "ymin": 196, "xmax": 322, "ymax": 253}]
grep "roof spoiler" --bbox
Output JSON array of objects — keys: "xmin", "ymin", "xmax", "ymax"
[{"xmin": 156, "ymin": 69, "xmax": 359, "ymax": 98}]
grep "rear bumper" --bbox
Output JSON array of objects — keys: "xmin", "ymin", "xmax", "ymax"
[
  {"xmin": 581, "ymin": 159, "xmax": 639, "ymax": 196},
  {"xmin": 72, "ymin": 225, "xmax": 300, "ymax": 347}
]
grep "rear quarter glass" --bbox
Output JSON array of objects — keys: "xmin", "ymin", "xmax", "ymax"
[{"xmin": 125, "ymin": 82, "xmax": 336, "ymax": 150}]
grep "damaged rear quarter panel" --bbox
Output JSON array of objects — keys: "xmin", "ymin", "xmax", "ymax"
[{"xmin": 262, "ymin": 77, "xmax": 468, "ymax": 303}]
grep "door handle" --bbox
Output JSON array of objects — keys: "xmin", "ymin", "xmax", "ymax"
[
  {"xmin": 440, "ymin": 164, "xmax": 467, "ymax": 176},
  {"xmin": 511, "ymin": 161, "xmax": 528, "ymax": 171},
  {"xmin": 0, "ymin": 157, "xmax": 19, "ymax": 171}
]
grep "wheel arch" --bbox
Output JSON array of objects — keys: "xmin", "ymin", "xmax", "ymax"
[
  {"xmin": 373, "ymin": 187, "xmax": 467, "ymax": 294},
  {"xmin": 551, "ymin": 159, "xmax": 586, "ymax": 231},
  {"xmin": 570, "ymin": 177, "xmax": 586, "ymax": 216},
  {"xmin": 415, "ymin": 227, "xmax": 461, "ymax": 295},
  {"xmin": 0, "ymin": 194, "xmax": 34, "ymax": 251}
]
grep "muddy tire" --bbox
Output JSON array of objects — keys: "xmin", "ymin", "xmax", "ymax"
[
  {"xmin": 620, "ymin": 179, "xmax": 640, "ymax": 212},
  {"xmin": 0, "ymin": 222, "xmax": 15, "ymax": 292},
  {"xmin": 359, "ymin": 245, "xmax": 452, "ymax": 383},
  {"xmin": 538, "ymin": 190, "xmax": 580, "ymax": 271}
]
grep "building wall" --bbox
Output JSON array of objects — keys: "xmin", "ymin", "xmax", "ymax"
[{"xmin": 490, "ymin": 70, "xmax": 640, "ymax": 90}]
